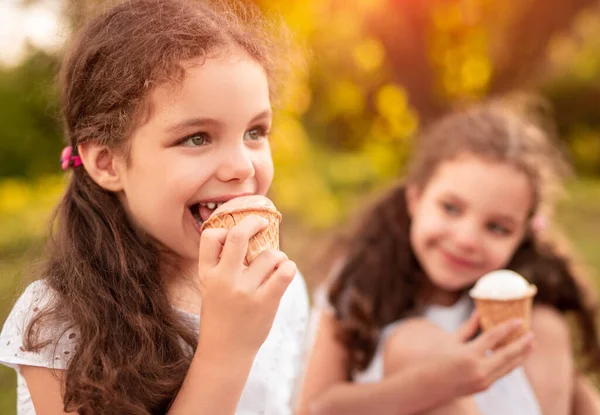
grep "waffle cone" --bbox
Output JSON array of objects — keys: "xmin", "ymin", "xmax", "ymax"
[
  {"xmin": 201, "ymin": 207, "xmax": 282, "ymax": 265},
  {"xmin": 472, "ymin": 286, "xmax": 537, "ymax": 348}
]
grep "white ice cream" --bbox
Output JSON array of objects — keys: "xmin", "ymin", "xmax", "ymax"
[{"xmin": 470, "ymin": 269, "xmax": 531, "ymax": 300}]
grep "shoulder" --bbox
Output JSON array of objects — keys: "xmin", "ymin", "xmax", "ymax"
[
  {"xmin": 0, "ymin": 280, "xmax": 76, "ymax": 371},
  {"xmin": 530, "ymin": 305, "xmax": 570, "ymax": 344},
  {"xmin": 2, "ymin": 280, "xmax": 54, "ymax": 334}
]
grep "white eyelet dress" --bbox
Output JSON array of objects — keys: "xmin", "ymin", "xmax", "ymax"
[{"xmin": 0, "ymin": 273, "xmax": 310, "ymax": 415}]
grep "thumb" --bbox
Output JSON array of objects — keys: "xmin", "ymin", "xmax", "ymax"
[{"xmin": 456, "ymin": 311, "xmax": 480, "ymax": 342}]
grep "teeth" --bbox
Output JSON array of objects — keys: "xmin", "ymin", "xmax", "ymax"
[{"xmin": 198, "ymin": 202, "xmax": 224, "ymax": 210}]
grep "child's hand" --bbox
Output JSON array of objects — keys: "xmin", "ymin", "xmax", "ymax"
[
  {"xmin": 447, "ymin": 313, "xmax": 534, "ymax": 396},
  {"xmin": 196, "ymin": 214, "xmax": 297, "ymax": 355}
]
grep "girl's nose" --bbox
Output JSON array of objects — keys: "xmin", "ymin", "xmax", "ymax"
[
  {"xmin": 453, "ymin": 220, "xmax": 481, "ymax": 252},
  {"xmin": 215, "ymin": 143, "xmax": 255, "ymax": 183}
]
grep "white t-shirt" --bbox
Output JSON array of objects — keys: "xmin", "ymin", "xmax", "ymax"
[
  {"xmin": 0, "ymin": 273, "xmax": 309, "ymax": 415},
  {"xmin": 310, "ymin": 288, "xmax": 542, "ymax": 415}
]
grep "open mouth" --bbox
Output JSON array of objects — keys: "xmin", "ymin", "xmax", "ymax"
[
  {"xmin": 441, "ymin": 249, "xmax": 478, "ymax": 268},
  {"xmin": 189, "ymin": 202, "xmax": 226, "ymax": 227}
]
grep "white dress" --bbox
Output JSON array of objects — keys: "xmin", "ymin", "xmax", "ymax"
[
  {"xmin": 311, "ymin": 289, "xmax": 542, "ymax": 415},
  {"xmin": 0, "ymin": 273, "xmax": 310, "ymax": 415}
]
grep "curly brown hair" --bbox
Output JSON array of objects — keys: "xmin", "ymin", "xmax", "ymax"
[
  {"xmin": 327, "ymin": 101, "xmax": 600, "ymax": 379},
  {"xmin": 23, "ymin": 0, "xmax": 289, "ymax": 413}
]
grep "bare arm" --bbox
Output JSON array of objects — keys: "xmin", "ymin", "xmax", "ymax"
[
  {"xmin": 20, "ymin": 347, "xmax": 256, "ymax": 415},
  {"xmin": 310, "ymin": 358, "xmax": 470, "ymax": 415},
  {"xmin": 297, "ymin": 311, "xmax": 533, "ymax": 415},
  {"xmin": 295, "ymin": 310, "xmax": 350, "ymax": 415},
  {"xmin": 296, "ymin": 311, "xmax": 458, "ymax": 415},
  {"xmin": 572, "ymin": 373, "xmax": 600, "ymax": 415},
  {"xmin": 524, "ymin": 305, "xmax": 575, "ymax": 415},
  {"xmin": 20, "ymin": 366, "xmax": 76, "ymax": 415},
  {"xmin": 167, "ymin": 340, "xmax": 257, "ymax": 415}
]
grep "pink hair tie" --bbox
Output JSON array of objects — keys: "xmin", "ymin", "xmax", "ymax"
[
  {"xmin": 531, "ymin": 214, "xmax": 548, "ymax": 234},
  {"xmin": 60, "ymin": 146, "xmax": 82, "ymax": 171}
]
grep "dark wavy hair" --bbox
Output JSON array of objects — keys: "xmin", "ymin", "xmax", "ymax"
[
  {"xmin": 23, "ymin": 0, "xmax": 288, "ymax": 413},
  {"xmin": 326, "ymin": 101, "xmax": 600, "ymax": 379}
]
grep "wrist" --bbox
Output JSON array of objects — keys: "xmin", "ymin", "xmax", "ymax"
[
  {"xmin": 169, "ymin": 332, "xmax": 257, "ymax": 415},
  {"xmin": 435, "ymin": 354, "xmax": 464, "ymax": 400},
  {"xmin": 195, "ymin": 329, "xmax": 258, "ymax": 371},
  {"xmin": 413, "ymin": 356, "xmax": 462, "ymax": 405}
]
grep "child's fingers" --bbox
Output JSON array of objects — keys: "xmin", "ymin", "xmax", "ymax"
[
  {"xmin": 242, "ymin": 249, "xmax": 289, "ymax": 291},
  {"xmin": 472, "ymin": 319, "xmax": 523, "ymax": 354},
  {"xmin": 258, "ymin": 259, "xmax": 296, "ymax": 304},
  {"xmin": 485, "ymin": 332, "xmax": 534, "ymax": 380},
  {"xmin": 456, "ymin": 311, "xmax": 480, "ymax": 343},
  {"xmin": 198, "ymin": 228, "xmax": 229, "ymax": 271},
  {"xmin": 219, "ymin": 215, "xmax": 269, "ymax": 274}
]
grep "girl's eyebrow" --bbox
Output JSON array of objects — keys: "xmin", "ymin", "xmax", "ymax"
[
  {"xmin": 249, "ymin": 109, "xmax": 272, "ymax": 123},
  {"xmin": 164, "ymin": 109, "xmax": 272, "ymax": 134},
  {"xmin": 439, "ymin": 192, "xmax": 463, "ymax": 203},
  {"xmin": 165, "ymin": 117, "xmax": 222, "ymax": 134}
]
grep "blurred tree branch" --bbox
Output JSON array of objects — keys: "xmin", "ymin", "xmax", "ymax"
[{"xmin": 368, "ymin": 0, "xmax": 596, "ymax": 120}]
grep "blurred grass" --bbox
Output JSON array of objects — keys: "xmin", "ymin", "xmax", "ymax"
[
  {"xmin": 0, "ymin": 255, "xmax": 31, "ymax": 414},
  {"xmin": 556, "ymin": 179, "xmax": 600, "ymax": 280},
  {"xmin": 0, "ymin": 179, "xmax": 599, "ymax": 413}
]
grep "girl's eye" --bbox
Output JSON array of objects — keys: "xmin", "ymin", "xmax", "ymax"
[
  {"xmin": 487, "ymin": 222, "xmax": 510, "ymax": 235},
  {"xmin": 244, "ymin": 126, "xmax": 269, "ymax": 141},
  {"xmin": 441, "ymin": 201, "xmax": 460, "ymax": 216},
  {"xmin": 181, "ymin": 132, "xmax": 209, "ymax": 147}
]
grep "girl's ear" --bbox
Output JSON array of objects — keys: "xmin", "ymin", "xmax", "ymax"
[
  {"xmin": 78, "ymin": 143, "xmax": 124, "ymax": 192},
  {"xmin": 406, "ymin": 184, "xmax": 421, "ymax": 218}
]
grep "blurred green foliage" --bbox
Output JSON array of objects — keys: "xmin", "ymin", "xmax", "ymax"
[
  {"xmin": 1, "ymin": 0, "xmax": 600, "ymax": 224},
  {"xmin": 263, "ymin": 0, "xmax": 600, "ymax": 225},
  {"xmin": 0, "ymin": 51, "xmax": 63, "ymax": 178}
]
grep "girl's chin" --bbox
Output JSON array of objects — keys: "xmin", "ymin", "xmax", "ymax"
[{"xmin": 428, "ymin": 269, "xmax": 477, "ymax": 292}]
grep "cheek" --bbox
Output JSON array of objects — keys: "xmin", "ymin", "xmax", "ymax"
[
  {"xmin": 487, "ymin": 237, "xmax": 523, "ymax": 269},
  {"xmin": 411, "ymin": 216, "xmax": 444, "ymax": 254},
  {"xmin": 157, "ymin": 156, "xmax": 216, "ymax": 196},
  {"xmin": 412, "ymin": 208, "xmax": 448, "ymax": 242},
  {"xmin": 255, "ymin": 151, "xmax": 274, "ymax": 193}
]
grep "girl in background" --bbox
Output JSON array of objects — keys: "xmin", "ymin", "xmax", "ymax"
[
  {"xmin": 298, "ymin": 100, "xmax": 600, "ymax": 415},
  {"xmin": 0, "ymin": 0, "xmax": 308, "ymax": 414}
]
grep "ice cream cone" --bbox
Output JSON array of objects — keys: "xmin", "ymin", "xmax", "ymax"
[
  {"xmin": 472, "ymin": 285, "xmax": 537, "ymax": 348},
  {"xmin": 200, "ymin": 196, "xmax": 282, "ymax": 265}
]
